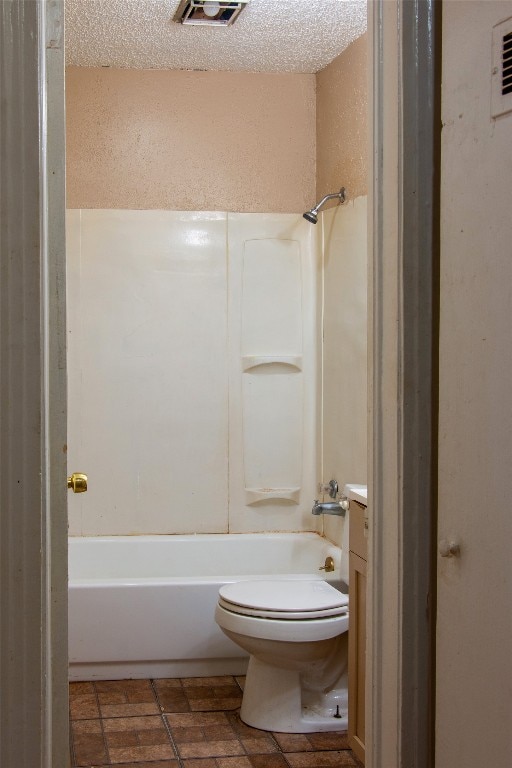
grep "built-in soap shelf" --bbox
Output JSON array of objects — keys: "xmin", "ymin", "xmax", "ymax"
[
  {"xmin": 242, "ymin": 355, "xmax": 302, "ymax": 373},
  {"xmin": 245, "ymin": 487, "xmax": 301, "ymax": 505}
]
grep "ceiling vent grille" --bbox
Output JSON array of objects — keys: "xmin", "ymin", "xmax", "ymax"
[
  {"xmin": 492, "ymin": 15, "xmax": 512, "ymax": 118},
  {"xmin": 173, "ymin": 1, "xmax": 250, "ymax": 27}
]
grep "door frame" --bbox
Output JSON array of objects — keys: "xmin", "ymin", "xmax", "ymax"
[
  {"xmin": 367, "ymin": 0, "xmax": 439, "ymax": 766},
  {"xmin": 0, "ymin": 1, "xmax": 67, "ymax": 766},
  {"xmin": 0, "ymin": 0, "xmax": 439, "ymax": 765}
]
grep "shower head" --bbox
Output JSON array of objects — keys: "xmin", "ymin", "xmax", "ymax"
[
  {"xmin": 303, "ymin": 187, "xmax": 346, "ymax": 224},
  {"xmin": 303, "ymin": 210, "xmax": 318, "ymax": 224}
]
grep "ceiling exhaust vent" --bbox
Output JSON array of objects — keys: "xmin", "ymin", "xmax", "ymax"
[
  {"xmin": 491, "ymin": 15, "xmax": 512, "ymax": 118},
  {"xmin": 173, "ymin": 0, "xmax": 250, "ymax": 27}
]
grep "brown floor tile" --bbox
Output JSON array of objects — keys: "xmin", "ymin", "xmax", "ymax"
[
  {"xmin": 100, "ymin": 701, "xmax": 160, "ymax": 718},
  {"xmin": 217, "ymin": 759, "xmax": 253, "ymax": 768},
  {"xmin": 102, "ymin": 714, "xmax": 175, "ymax": 764},
  {"xmin": 185, "ymin": 685, "xmax": 241, "ymax": 700},
  {"xmin": 69, "ymin": 681, "xmax": 95, "ymax": 696},
  {"xmin": 178, "ymin": 739, "xmax": 245, "ymax": 759},
  {"xmin": 94, "ymin": 763, "xmax": 179, "ymax": 768},
  {"xmin": 234, "ymin": 677, "xmax": 246, "ymax": 691},
  {"xmin": 138, "ymin": 728, "xmax": 172, "ymax": 747},
  {"xmin": 170, "ymin": 726, "xmax": 209, "ymax": 744},
  {"xmin": 154, "ymin": 678, "xmax": 183, "ymax": 689},
  {"xmin": 225, "ymin": 713, "xmax": 268, "ymax": 739},
  {"xmin": 284, "ymin": 750, "xmax": 358, "ymax": 767},
  {"xmin": 157, "ymin": 690, "xmax": 191, "ymax": 712},
  {"xmin": 189, "ymin": 697, "xmax": 242, "ymax": 712},
  {"xmin": 103, "ymin": 715, "xmax": 166, "ymax": 732},
  {"xmin": 154, "ymin": 679, "xmax": 190, "ymax": 712},
  {"xmin": 240, "ymin": 736, "xmax": 278, "ymax": 754},
  {"xmin": 306, "ymin": 731, "xmax": 350, "ymax": 750},
  {"xmin": 166, "ymin": 712, "xmax": 230, "ymax": 728},
  {"xmin": 181, "ymin": 760, "xmax": 218, "ymax": 768},
  {"xmin": 70, "ymin": 694, "xmax": 100, "ymax": 720},
  {"xmin": 109, "ymin": 744, "xmax": 177, "ymax": 763},
  {"xmin": 71, "ymin": 719, "xmax": 103, "ymax": 735},
  {"xmin": 72, "ymin": 730, "xmax": 108, "ymax": 766},
  {"xmin": 95, "ymin": 679, "xmax": 153, "ymax": 694},
  {"xmin": 204, "ymin": 725, "xmax": 239, "ymax": 740},
  {"xmin": 185, "ymin": 686, "xmax": 216, "ymax": 699},
  {"xmin": 248, "ymin": 755, "xmax": 289, "ymax": 768},
  {"xmin": 271, "ymin": 733, "xmax": 314, "ymax": 752},
  {"xmin": 213, "ymin": 685, "xmax": 242, "ymax": 697},
  {"xmin": 106, "ymin": 730, "xmax": 140, "ymax": 748},
  {"xmin": 181, "ymin": 676, "xmax": 236, "ymax": 686},
  {"xmin": 104, "ymin": 723, "xmax": 171, "ymax": 749},
  {"xmin": 97, "ymin": 691, "xmax": 130, "ymax": 705},
  {"xmin": 173, "ymin": 724, "xmax": 237, "ymax": 741},
  {"xmin": 95, "ymin": 679, "xmax": 157, "ymax": 704}
]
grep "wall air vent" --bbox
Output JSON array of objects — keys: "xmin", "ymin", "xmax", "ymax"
[
  {"xmin": 173, "ymin": 0, "xmax": 250, "ymax": 27},
  {"xmin": 491, "ymin": 15, "xmax": 512, "ymax": 118}
]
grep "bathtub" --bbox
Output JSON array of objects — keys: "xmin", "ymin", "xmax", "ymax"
[{"xmin": 68, "ymin": 532, "xmax": 343, "ymax": 681}]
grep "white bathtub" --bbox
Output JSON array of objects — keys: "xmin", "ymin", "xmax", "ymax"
[{"xmin": 68, "ymin": 532, "xmax": 343, "ymax": 681}]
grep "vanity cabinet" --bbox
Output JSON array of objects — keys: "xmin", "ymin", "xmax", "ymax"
[{"xmin": 348, "ymin": 499, "xmax": 367, "ymax": 764}]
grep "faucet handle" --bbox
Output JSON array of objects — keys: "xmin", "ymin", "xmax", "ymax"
[{"xmin": 318, "ymin": 480, "xmax": 339, "ymax": 499}]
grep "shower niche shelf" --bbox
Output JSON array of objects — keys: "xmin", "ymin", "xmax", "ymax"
[
  {"xmin": 242, "ymin": 355, "xmax": 302, "ymax": 373},
  {"xmin": 245, "ymin": 486, "xmax": 301, "ymax": 505}
]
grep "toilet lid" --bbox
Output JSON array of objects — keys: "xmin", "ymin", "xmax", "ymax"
[{"xmin": 219, "ymin": 580, "xmax": 348, "ymax": 620}]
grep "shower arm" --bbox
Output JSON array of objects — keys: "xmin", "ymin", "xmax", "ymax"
[{"xmin": 312, "ymin": 189, "xmax": 345, "ymax": 214}]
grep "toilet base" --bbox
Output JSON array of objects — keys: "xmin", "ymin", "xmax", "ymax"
[{"xmin": 240, "ymin": 656, "xmax": 348, "ymax": 733}]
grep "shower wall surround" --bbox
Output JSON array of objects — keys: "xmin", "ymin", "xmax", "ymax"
[
  {"xmin": 66, "ymin": 210, "xmax": 319, "ymax": 536},
  {"xmin": 320, "ymin": 197, "xmax": 367, "ymax": 545}
]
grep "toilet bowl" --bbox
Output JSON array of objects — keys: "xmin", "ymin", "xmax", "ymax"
[{"xmin": 215, "ymin": 579, "xmax": 349, "ymax": 733}]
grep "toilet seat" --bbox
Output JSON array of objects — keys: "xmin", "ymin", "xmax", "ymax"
[{"xmin": 219, "ymin": 579, "xmax": 349, "ymax": 621}]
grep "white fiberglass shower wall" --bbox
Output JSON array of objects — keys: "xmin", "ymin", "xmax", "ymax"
[{"xmin": 66, "ymin": 210, "xmax": 319, "ymax": 536}]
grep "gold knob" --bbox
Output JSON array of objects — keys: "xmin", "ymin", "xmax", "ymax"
[
  {"xmin": 67, "ymin": 472, "xmax": 88, "ymax": 493},
  {"xmin": 319, "ymin": 556, "xmax": 335, "ymax": 572}
]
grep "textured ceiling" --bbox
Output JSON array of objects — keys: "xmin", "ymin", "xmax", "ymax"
[{"xmin": 65, "ymin": 0, "xmax": 367, "ymax": 73}]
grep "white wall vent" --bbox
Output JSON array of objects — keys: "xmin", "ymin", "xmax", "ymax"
[
  {"xmin": 492, "ymin": 15, "xmax": 512, "ymax": 118},
  {"xmin": 173, "ymin": 1, "xmax": 250, "ymax": 27}
]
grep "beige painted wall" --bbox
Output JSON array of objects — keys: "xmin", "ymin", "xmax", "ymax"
[
  {"xmin": 65, "ymin": 68, "xmax": 315, "ymax": 212},
  {"xmin": 437, "ymin": 2, "xmax": 512, "ymax": 765},
  {"xmin": 316, "ymin": 33, "xmax": 367, "ymax": 204},
  {"xmin": 315, "ymin": 33, "xmax": 368, "ymax": 548}
]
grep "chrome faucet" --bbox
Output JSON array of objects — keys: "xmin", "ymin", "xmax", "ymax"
[
  {"xmin": 312, "ymin": 478, "xmax": 349, "ymax": 516},
  {"xmin": 311, "ymin": 499, "xmax": 348, "ymax": 516}
]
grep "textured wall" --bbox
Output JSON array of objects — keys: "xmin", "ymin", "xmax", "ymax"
[
  {"xmin": 65, "ymin": 68, "xmax": 315, "ymax": 212},
  {"xmin": 316, "ymin": 34, "xmax": 367, "ymax": 203}
]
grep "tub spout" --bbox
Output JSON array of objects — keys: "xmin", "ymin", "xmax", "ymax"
[{"xmin": 311, "ymin": 499, "xmax": 348, "ymax": 516}]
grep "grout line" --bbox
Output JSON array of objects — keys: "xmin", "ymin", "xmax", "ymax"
[
  {"xmin": 92, "ymin": 680, "xmax": 111, "ymax": 767},
  {"xmin": 68, "ymin": 717, "xmax": 77, "ymax": 768},
  {"xmin": 150, "ymin": 678, "xmax": 185, "ymax": 768}
]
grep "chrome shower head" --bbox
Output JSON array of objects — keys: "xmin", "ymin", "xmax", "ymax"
[
  {"xmin": 303, "ymin": 187, "xmax": 346, "ymax": 224},
  {"xmin": 302, "ymin": 210, "xmax": 318, "ymax": 224}
]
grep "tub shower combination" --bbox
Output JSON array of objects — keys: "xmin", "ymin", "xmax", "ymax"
[
  {"xmin": 66, "ymin": 205, "xmax": 362, "ymax": 731},
  {"xmin": 68, "ymin": 532, "xmax": 342, "ymax": 682}
]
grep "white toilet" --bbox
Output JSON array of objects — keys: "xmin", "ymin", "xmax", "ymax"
[{"xmin": 215, "ymin": 536, "xmax": 350, "ymax": 733}]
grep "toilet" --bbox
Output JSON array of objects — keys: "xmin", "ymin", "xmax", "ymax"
[{"xmin": 215, "ymin": 537, "xmax": 350, "ymax": 733}]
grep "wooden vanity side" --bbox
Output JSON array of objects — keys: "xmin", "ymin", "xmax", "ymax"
[{"xmin": 348, "ymin": 500, "xmax": 368, "ymax": 763}]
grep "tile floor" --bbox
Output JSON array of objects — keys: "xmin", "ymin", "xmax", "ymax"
[{"xmin": 69, "ymin": 676, "xmax": 362, "ymax": 768}]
